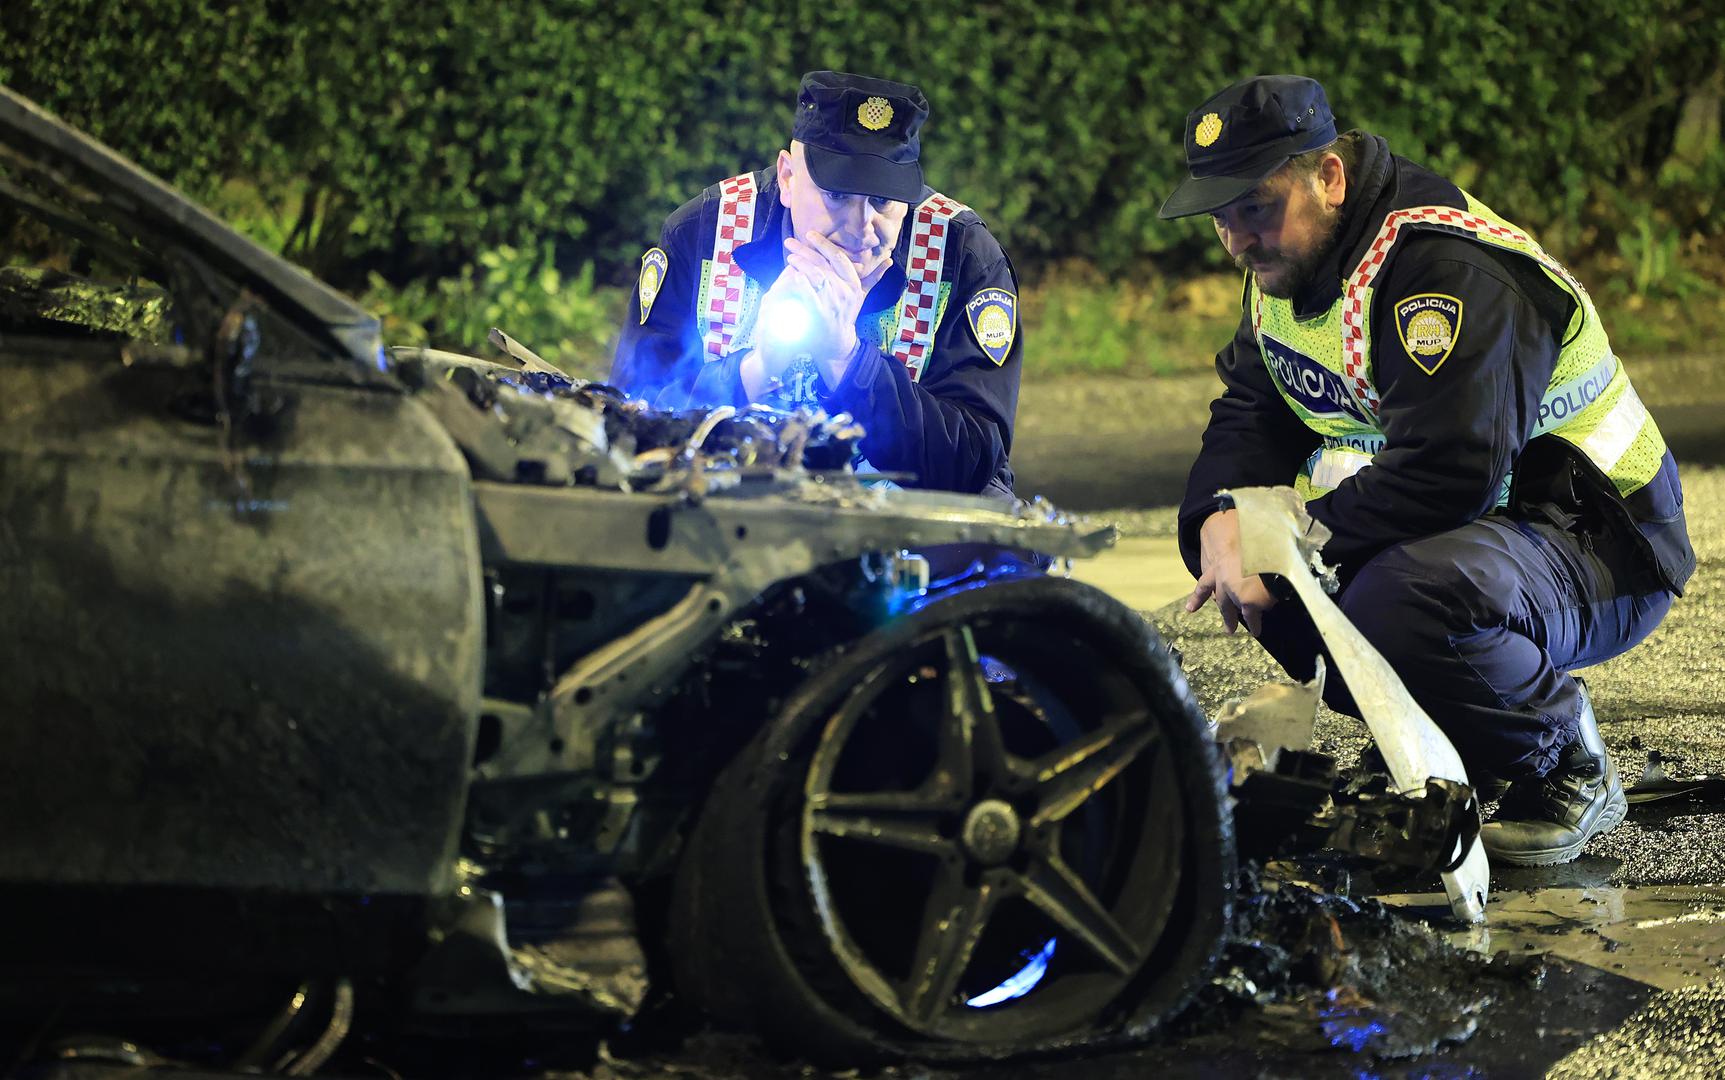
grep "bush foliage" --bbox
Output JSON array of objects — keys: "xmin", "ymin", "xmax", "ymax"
[
  {"xmin": 359, "ymin": 244, "xmax": 625, "ymax": 376},
  {"xmin": 3, "ymin": 1, "xmax": 1720, "ymax": 296}
]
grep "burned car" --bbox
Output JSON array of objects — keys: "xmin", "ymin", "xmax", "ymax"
[{"xmin": 0, "ymin": 87, "xmax": 1240, "ymax": 1071}]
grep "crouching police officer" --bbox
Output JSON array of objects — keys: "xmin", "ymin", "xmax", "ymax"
[
  {"xmin": 1164, "ymin": 75, "xmax": 1694, "ymax": 865},
  {"xmin": 611, "ymin": 71, "xmax": 1022, "ymax": 497}
]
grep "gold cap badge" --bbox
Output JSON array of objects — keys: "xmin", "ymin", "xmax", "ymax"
[
  {"xmin": 858, "ymin": 96, "xmax": 894, "ymax": 131},
  {"xmin": 1195, "ymin": 112, "xmax": 1223, "ymax": 148}
]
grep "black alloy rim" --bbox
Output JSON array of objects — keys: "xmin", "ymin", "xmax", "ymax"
[{"xmin": 797, "ymin": 619, "xmax": 1186, "ymax": 1043}]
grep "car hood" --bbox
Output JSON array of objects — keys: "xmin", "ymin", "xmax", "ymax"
[{"xmin": 0, "ymin": 85, "xmax": 380, "ymax": 370}]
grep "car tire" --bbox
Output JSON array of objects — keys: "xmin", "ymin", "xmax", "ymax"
[{"xmin": 669, "ymin": 575, "xmax": 1234, "ymax": 1064}]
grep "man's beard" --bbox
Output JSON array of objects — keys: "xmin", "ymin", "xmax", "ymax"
[{"xmin": 1237, "ymin": 202, "xmax": 1345, "ymax": 299}]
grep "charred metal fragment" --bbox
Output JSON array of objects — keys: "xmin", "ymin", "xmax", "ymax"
[
  {"xmin": 1627, "ymin": 750, "xmax": 1725, "ymax": 805},
  {"xmin": 1231, "ymin": 746, "xmax": 1482, "ymax": 875}
]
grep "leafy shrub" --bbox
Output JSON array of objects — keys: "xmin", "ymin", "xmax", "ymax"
[
  {"xmin": 3, "ymin": 0, "xmax": 1720, "ymax": 290},
  {"xmin": 1020, "ymin": 263, "xmax": 1240, "ymax": 376},
  {"xmin": 361, "ymin": 243, "xmax": 625, "ymax": 378}
]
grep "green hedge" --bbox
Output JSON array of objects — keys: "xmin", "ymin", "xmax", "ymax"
[{"xmin": 3, "ymin": 0, "xmax": 1720, "ymax": 292}]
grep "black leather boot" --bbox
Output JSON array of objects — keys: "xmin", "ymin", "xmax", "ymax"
[{"xmin": 1480, "ymin": 682, "xmax": 1627, "ymax": 866}]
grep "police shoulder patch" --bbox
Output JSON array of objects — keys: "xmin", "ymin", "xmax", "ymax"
[
  {"xmin": 637, "ymin": 247, "xmax": 669, "ymax": 325},
  {"xmin": 964, "ymin": 287, "xmax": 1017, "ymax": 366},
  {"xmin": 1393, "ymin": 292, "xmax": 1464, "ymax": 375}
]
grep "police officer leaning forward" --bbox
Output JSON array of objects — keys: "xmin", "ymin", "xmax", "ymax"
[
  {"xmin": 1164, "ymin": 75, "xmax": 1694, "ymax": 866},
  {"xmin": 612, "ymin": 71, "xmax": 1022, "ymax": 497}
]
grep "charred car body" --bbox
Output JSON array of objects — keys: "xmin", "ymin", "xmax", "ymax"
[
  {"xmin": 0, "ymin": 87, "xmax": 1486, "ymax": 1074},
  {"xmin": 0, "ymin": 87, "xmax": 1238, "ymax": 1068}
]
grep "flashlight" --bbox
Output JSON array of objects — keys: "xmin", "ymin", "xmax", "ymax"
[{"xmin": 760, "ymin": 293, "xmax": 815, "ymax": 344}]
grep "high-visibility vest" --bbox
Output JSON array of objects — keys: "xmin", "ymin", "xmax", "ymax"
[
  {"xmin": 1251, "ymin": 193, "xmax": 1666, "ymax": 504},
  {"xmin": 696, "ymin": 171, "xmax": 967, "ymax": 388}
]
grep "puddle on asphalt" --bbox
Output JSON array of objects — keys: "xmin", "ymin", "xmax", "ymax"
[{"xmin": 1373, "ymin": 855, "xmax": 1725, "ymax": 992}]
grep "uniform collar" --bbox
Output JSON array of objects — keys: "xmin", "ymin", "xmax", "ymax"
[
  {"xmin": 1290, "ymin": 132, "xmax": 1391, "ymax": 319},
  {"xmin": 730, "ymin": 174, "xmax": 908, "ymax": 315}
]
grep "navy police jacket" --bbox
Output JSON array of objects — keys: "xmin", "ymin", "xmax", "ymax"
[
  {"xmin": 612, "ymin": 168, "xmax": 1022, "ymax": 496},
  {"xmin": 1178, "ymin": 134, "xmax": 1694, "ymax": 595}
]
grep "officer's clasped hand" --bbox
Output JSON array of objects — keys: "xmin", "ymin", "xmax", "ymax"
[{"xmin": 781, "ymin": 231, "xmax": 866, "ymax": 383}]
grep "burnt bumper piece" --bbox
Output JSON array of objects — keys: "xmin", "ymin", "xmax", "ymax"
[{"xmin": 1228, "ymin": 746, "xmax": 1481, "ymax": 875}]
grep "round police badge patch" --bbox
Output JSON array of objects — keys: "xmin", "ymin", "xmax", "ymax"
[
  {"xmin": 638, "ymin": 247, "xmax": 669, "ymax": 325},
  {"xmin": 1393, "ymin": 292, "xmax": 1464, "ymax": 375},
  {"xmin": 964, "ymin": 288, "xmax": 1017, "ymax": 366}
]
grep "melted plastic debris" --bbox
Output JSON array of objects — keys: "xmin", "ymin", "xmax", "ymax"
[
  {"xmin": 1163, "ymin": 874, "xmax": 1527, "ymax": 1060},
  {"xmin": 421, "ymin": 356, "xmax": 866, "ymax": 488},
  {"xmin": 500, "ymin": 374, "xmax": 862, "ymax": 475}
]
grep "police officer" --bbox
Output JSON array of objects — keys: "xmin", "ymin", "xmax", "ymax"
[
  {"xmin": 1163, "ymin": 75, "xmax": 1694, "ymax": 866},
  {"xmin": 612, "ymin": 71, "xmax": 1022, "ymax": 497}
]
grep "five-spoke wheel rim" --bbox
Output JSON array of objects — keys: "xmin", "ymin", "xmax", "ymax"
[{"xmin": 798, "ymin": 619, "xmax": 1186, "ymax": 1042}]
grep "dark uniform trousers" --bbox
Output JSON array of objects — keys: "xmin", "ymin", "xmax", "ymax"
[{"xmin": 1252, "ymin": 513, "xmax": 1672, "ymax": 780}]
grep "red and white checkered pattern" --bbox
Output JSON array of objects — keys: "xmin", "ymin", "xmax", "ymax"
[
  {"xmin": 1339, "ymin": 205, "xmax": 1555, "ymax": 419},
  {"xmin": 701, "ymin": 172, "xmax": 759, "ymax": 359},
  {"xmin": 889, "ymin": 192, "xmax": 968, "ymax": 381}
]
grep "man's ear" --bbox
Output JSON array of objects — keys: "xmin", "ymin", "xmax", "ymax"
[
  {"xmin": 1320, "ymin": 152, "xmax": 1347, "ymax": 211},
  {"xmin": 776, "ymin": 148, "xmax": 795, "ymax": 207}
]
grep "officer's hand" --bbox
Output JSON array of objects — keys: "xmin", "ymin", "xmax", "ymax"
[
  {"xmin": 784, "ymin": 231, "xmax": 865, "ymax": 385},
  {"xmin": 748, "ymin": 268, "xmax": 821, "ymax": 392},
  {"xmin": 1185, "ymin": 508, "xmax": 1279, "ymax": 636}
]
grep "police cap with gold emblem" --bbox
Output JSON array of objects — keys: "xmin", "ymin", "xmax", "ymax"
[
  {"xmin": 793, "ymin": 70, "xmax": 928, "ymax": 204},
  {"xmin": 1158, "ymin": 75, "xmax": 1338, "ymax": 219}
]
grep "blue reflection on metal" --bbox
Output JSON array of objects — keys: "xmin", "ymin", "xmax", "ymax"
[
  {"xmin": 977, "ymin": 654, "xmax": 1016, "ymax": 684},
  {"xmin": 965, "ymin": 938, "xmax": 1055, "ymax": 1008},
  {"xmin": 884, "ymin": 587, "xmax": 919, "ymax": 620},
  {"xmin": 906, "ymin": 559, "xmax": 1042, "ymax": 616}
]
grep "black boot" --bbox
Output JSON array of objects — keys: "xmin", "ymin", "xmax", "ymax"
[{"xmin": 1480, "ymin": 682, "xmax": 1627, "ymax": 866}]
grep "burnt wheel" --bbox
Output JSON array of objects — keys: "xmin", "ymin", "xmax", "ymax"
[{"xmin": 670, "ymin": 575, "xmax": 1233, "ymax": 1063}]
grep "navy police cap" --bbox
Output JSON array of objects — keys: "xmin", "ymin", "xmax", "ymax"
[
  {"xmin": 793, "ymin": 70, "xmax": 927, "ymax": 205},
  {"xmin": 1159, "ymin": 75, "xmax": 1338, "ymax": 219}
]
